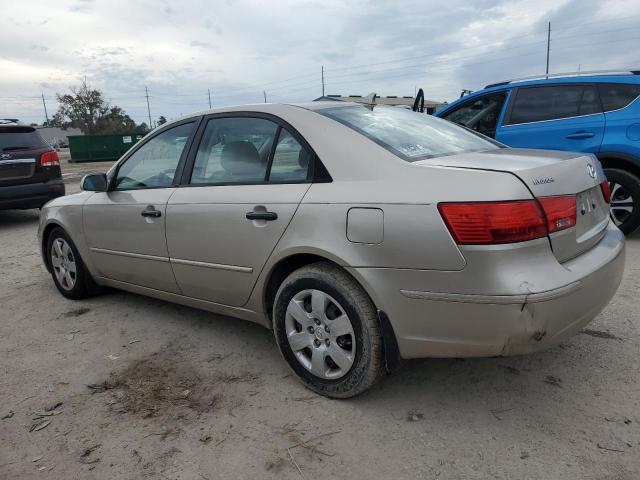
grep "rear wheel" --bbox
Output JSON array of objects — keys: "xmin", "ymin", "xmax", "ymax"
[
  {"xmin": 47, "ymin": 227, "xmax": 100, "ymax": 299},
  {"xmin": 273, "ymin": 262, "xmax": 384, "ymax": 398},
  {"xmin": 604, "ymin": 168, "xmax": 640, "ymax": 235}
]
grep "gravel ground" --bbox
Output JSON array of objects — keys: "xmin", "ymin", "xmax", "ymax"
[{"xmin": 1, "ymin": 158, "xmax": 639, "ymax": 479}]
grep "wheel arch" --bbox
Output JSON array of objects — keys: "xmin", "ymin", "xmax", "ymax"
[
  {"xmin": 261, "ymin": 250, "xmax": 401, "ymax": 372},
  {"xmin": 40, "ymin": 220, "xmax": 66, "ymax": 273},
  {"xmin": 597, "ymin": 152, "xmax": 640, "ymax": 180}
]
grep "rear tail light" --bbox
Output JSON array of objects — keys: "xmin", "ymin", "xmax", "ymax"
[
  {"xmin": 438, "ymin": 200, "xmax": 547, "ymax": 245},
  {"xmin": 600, "ymin": 180, "xmax": 611, "ymax": 204},
  {"xmin": 39, "ymin": 150, "xmax": 59, "ymax": 167},
  {"xmin": 537, "ymin": 195, "xmax": 577, "ymax": 233},
  {"xmin": 439, "ymin": 195, "xmax": 577, "ymax": 245}
]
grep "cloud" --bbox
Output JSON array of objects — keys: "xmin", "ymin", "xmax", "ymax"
[{"xmin": 1, "ymin": 0, "xmax": 639, "ymax": 124}]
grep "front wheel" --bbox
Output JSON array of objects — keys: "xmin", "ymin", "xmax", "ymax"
[
  {"xmin": 604, "ymin": 168, "xmax": 640, "ymax": 235},
  {"xmin": 46, "ymin": 227, "xmax": 100, "ymax": 300},
  {"xmin": 273, "ymin": 262, "xmax": 384, "ymax": 398}
]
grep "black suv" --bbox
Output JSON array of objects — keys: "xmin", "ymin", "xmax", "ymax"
[{"xmin": 0, "ymin": 120, "xmax": 65, "ymax": 210}]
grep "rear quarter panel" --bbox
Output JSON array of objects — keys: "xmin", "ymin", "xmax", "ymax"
[{"xmin": 602, "ymin": 97, "xmax": 640, "ymax": 157}]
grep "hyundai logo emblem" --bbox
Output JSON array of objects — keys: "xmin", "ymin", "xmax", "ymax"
[{"xmin": 587, "ymin": 164, "xmax": 596, "ymax": 179}]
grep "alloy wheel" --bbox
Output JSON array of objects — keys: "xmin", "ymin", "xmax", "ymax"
[
  {"xmin": 284, "ymin": 289, "xmax": 356, "ymax": 380},
  {"xmin": 51, "ymin": 238, "xmax": 77, "ymax": 291},
  {"xmin": 609, "ymin": 181, "xmax": 635, "ymax": 227}
]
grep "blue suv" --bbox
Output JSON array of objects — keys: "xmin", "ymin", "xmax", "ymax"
[{"xmin": 436, "ymin": 71, "xmax": 640, "ymax": 234}]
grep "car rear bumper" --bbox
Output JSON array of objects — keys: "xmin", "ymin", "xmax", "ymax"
[
  {"xmin": 350, "ymin": 222, "xmax": 625, "ymax": 359},
  {"xmin": 0, "ymin": 179, "xmax": 65, "ymax": 209}
]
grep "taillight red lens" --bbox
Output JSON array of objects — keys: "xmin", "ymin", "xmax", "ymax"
[
  {"xmin": 40, "ymin": 150, "xmax": 59, "ymax": 167},
  {"xmin": 537, "ymin": 195, "xmax": 577, "ymax": 233},
  {"xmin": 600, "ymin": 180, "xmax": 611, "ymax": 204},
  {"xmin": 438, "ymin": 200, "xmax": 547, "ymax": 245}
]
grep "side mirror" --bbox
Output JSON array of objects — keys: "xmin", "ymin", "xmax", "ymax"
[{"xmin": 81, "ymin": 173, "xmax": 108, "ymax": 192}]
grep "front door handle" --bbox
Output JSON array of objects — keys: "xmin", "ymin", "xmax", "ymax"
[
  {"xmin": 141, "ymin": 206, "xmax": 162, "ymax": 218},
  {"xmin": 566, "ymin": 131, "xmax": 595, "ymax": 139},
  {"xmin": 246, "ymin": 211, "xmax": 278, "ymax": 221}
]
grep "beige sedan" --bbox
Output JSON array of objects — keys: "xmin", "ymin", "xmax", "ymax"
[{"xmin": 38, "ymin": 103, "xmax": 625, "ymax": 397}]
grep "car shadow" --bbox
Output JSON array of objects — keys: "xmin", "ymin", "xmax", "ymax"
[
  {"xmin": 94, "ymin": 287, "xmax": 613, "ymax": 416},
  {"xmin": 0, "ymin": 209, "xmax": 40, "ymax": 231}
]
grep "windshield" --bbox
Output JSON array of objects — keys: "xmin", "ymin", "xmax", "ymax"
[{"xmin": 318, "ymin": 105, "xmax": 502, "ymax": 161}]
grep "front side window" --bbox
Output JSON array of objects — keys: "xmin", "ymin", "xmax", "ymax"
[
  {"xmin": 319, "ymin": 105, "xmax": 501, "ymax": 162},
  {"xmin": 115, "ymin": 122, "xmax": 194, "ymax": 190},
  {"xmin": 597, "ymin": 83, "xmax": 640, "ymax": 112},
  {"xmin": 443, "ymin": 93, "xmax": 507, "ymax": 138},
  {"xmin": 190, "ymin": 117, "xmax": 278, "ymax": 184},
  {"xmin": 508, "ymin": 85, "xmax": 599, "ymax": 125},
  {"xmin": 269, "ymin": 129, "xmax": 311, "ymax": 182}
]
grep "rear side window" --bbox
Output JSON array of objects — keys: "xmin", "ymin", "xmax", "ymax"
[
  {"xmin": 0, "ymin": 127, "xmax": 48, "ymax": 151},
  {"xmin": 269, "ymin": 129, "xmax": 311, "ymax": 182},
  {"xmin": 597, "ymin": 83, "xmax": 640, "ymax": 111},
  {"xmin": 508, "ymin": 85, "xmax": 600, "ymax": 125}
]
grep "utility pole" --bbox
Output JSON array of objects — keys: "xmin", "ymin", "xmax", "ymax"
[
  {"xmin": 145, "ymin": 86, "xmax": 152, "ymax": 129},
  {"xmin": 321, "ymin": 66, "xmax": 325, "ymax": 96},
  {"xmin": 545, "ymin": 21, "xmax": 551, "ymax": 78},
  {"xmin": 41, "ymin": 92, "xmax": 49, "ymax": 125},
  {"xmin": 208, "ymin": 89, "xmax": 212, "ymax": 109},
  {"xmin": 263, "ymin": 90, "xmax": 267, "ymax": 103}
]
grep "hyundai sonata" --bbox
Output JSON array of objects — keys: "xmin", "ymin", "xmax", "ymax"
[{"xmin": 38, "ymin": 103, "xmax": 625, "ymax": 397}]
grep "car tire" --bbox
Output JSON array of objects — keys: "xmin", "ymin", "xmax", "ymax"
[
  {"xmin": 273, "ymin": 262, "xmax": 384, "ymax": 398},
  {"xmin": 604, "ymin": 168, "xmax": 640, "ymax": 235},
  {"xmin": 46, "ymin": 227, "xmax": 100, "ymax": 300}
]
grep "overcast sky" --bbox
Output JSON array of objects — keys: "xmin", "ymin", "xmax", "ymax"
[{"xmin": 1, "ymin": 0, "xmax": 639, "ymax": 126}]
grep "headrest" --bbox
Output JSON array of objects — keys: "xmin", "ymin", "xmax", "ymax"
[{"xmin": 221, "ymin": 141, "xmax": 263, "ymax": 175}]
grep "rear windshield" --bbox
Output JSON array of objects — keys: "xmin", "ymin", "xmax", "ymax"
[
  {"xmin": 318, "ymin": 105, "xmax": 501, "ymax": 161},
  {"xmin": 0, "ymin": 127, "xmax": 48, "ymax": 151}
]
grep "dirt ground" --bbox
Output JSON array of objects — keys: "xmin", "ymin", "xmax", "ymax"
[{"xmin": 1, "ymin": 156, "xmax": 639, "ymax": 479}]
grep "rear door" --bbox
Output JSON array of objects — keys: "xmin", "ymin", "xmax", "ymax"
[
  {"xmin": 166, "ymin": 114, "xmax": 313, "ymax": 306},
  {"xmin": 497, "ymin": 84, "xmax": 605, "ymax": 152},
  {"xmin": 83, "ymin": 120, "xmax": 197, "ymax": 293}
]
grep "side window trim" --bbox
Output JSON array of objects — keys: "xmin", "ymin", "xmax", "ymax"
[
  {"xmin": 503, "ymin": 83, "xmax": 602, "ymax": 127},
  {"xmin": 178, "ymin": 111, "xmax": 327, "ymax": 187},
  {"xmin": 264, "ymin": 125, "xmax": 283, "ymax": 182},
  {"xmin": 108, "ymin": 117, "xmax": 201, "ymax": 191}
]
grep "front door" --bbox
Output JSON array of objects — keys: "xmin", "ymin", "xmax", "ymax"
[
  {"xmin": 83, "ymin": 121, "xmax": 197, "ymax": 292},
  {"xmin": 497, "ymin": 84, "xmax": 605, "ymax": 153},
  {"xmin": 166, "ymin": 116, "xmax": 313, "ymax": 306}
]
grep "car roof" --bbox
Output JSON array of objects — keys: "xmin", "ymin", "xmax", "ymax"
[
  {"xmin": 163, "ymin": 101, "xmax": 365, "ymax": 125},
  {"xmin": 440, "ymin": 72, "xmax": 640, "ymax": 112}
]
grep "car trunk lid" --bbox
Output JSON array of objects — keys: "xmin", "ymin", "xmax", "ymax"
[{"xmin": 415, "ymin": 148, "xmax": 609, "ymax": 261}]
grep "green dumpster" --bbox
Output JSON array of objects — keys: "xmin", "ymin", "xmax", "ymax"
[{"xmin": 68, "ymin": 133, "xmax": 144, "ymax": 162}]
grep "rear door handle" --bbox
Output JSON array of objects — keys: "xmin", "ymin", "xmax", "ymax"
[
  {"xmin": 141, "ymin": 206, "xmax": 162, "ymax": 218},
  {"xmin": 246, "ymin": 211, "xmax": 278, "ymax": 221},
  {"xmin": 566, "ymin": 131, "xmax": 595, "ymax": 139}
]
